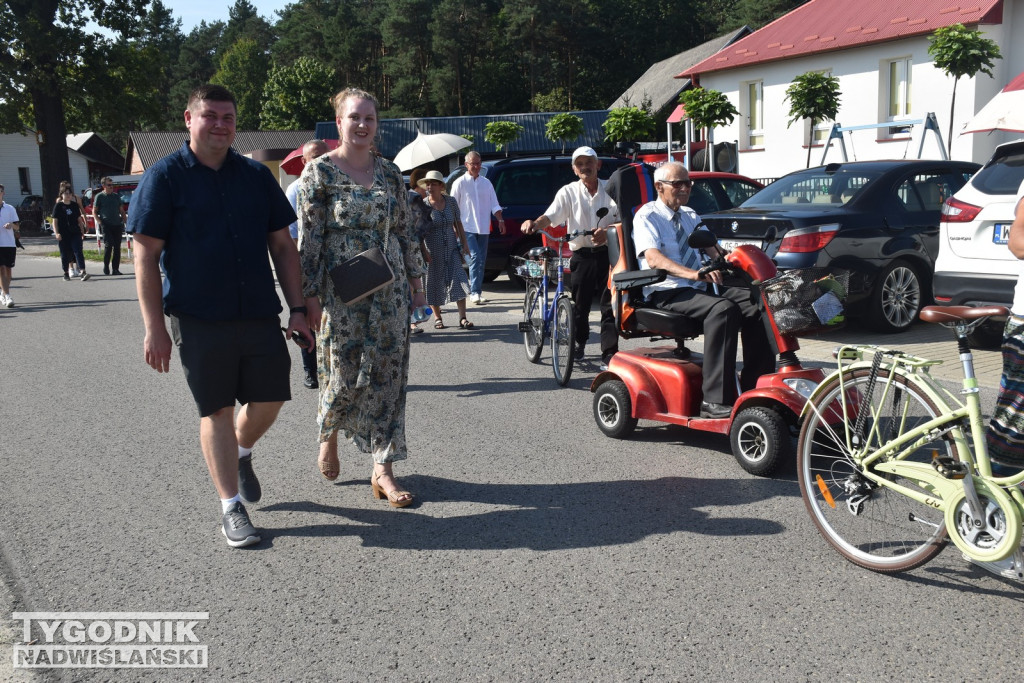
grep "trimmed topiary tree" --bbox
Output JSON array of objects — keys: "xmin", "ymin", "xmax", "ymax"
[{"xmin": 785, "ymin": 71, "xmax": 841, "ymax": 168}]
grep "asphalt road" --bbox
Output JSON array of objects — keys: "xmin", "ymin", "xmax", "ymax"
[{"xmin": 1, "ymin": 252, "xmax": 1022, "ymax": 682}]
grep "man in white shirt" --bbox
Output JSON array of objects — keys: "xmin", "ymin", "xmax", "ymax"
[
  {"xmin": 451, "ymin": 150, "xmax": 505, "ymax": 304},
  {"xmin": 633, "ymin": 162, "xmax": 774, "ymax": 418},
  {"xmin": 0, "ymin": 184, "xmax": 21, "ymax": 308},
  {"xmin": 522, "ymin": 146, "xmax": 620, "ymax": 361},
  {"xmin": 286, "ymin": 139, "xmax": 329, "ymax": 389}
]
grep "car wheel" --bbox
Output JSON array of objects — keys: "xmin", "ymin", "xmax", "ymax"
[{"xmin": 865, "ymin": 260, "xmax": 924, "ymax": 333}]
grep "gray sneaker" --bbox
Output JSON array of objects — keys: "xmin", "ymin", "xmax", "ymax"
[
  {"xmin": 237, "ymin": 454, "xmax": 261, "ymax": 504},
  {"xmin": 80, "ymin": 272, "xmax": 91, "ymax": 281},
  {"xmin": 221, "ymin": 502, "xmax": 261, "ymax": 548}
]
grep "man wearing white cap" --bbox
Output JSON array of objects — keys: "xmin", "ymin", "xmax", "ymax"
[{"xmin": 522, "ymin": 146, "xmax": 619, "ymax": 361}]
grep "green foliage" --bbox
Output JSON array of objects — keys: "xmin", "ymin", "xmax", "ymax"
[
  {"xmin": 928, "ymin": 24, "xmax": 1002, "ymax": 80},
  {"xmin": 677, "ymin": 87, "xmax": 738, "ymax": 132},
  {"xmin": 785, "ymin": 71, "xmax": 841, "ymax": 167},
  {"xmin": 602, "ymin": 106, "xmax": 655, "ymax": 143},
  {"xmin": 211, "ymin": 38, "xmax": 270, "ymax": 130},
  {"xmin": 484, "ymin": 121, "xmax": 524, "ymax": 155},
  {"xmin": 533, "ymin": 88, "xmax": 571, "ymax": 113},
  {"xmin": 545, "ymin": 113, "xmax": 585, "ymax": 152},
  {"xmin": 260, "ymin": 57, "xmax": 336, "ymax": 130},
  {"xmin": 928, "ymin": 23, "xmax": 1002, "ymax": 152}
]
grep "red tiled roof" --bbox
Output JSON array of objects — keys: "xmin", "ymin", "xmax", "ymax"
[{"xmin": 683, "ymin": 0, "xmax": 1004, "ymax": 77}]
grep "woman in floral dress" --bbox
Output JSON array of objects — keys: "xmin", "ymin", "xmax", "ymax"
[
  {"xmin": 297, "ymin": 88, "xmax": 426, "ymax": 507},
  {"xmin": 419, "ymin": 170, "xmax": 472, "ymax": 329}
]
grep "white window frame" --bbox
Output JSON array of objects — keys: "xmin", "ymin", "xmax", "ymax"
[
  {"xmin": 743, "ymin": 80, "xmax": 764, "ymax": 149},
  {"xmin": 883, "ymin": 57, "xmax": 913, "ymax": 137}
]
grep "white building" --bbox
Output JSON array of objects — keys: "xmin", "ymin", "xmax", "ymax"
[{"xmin": 683, "ymin": 0, "xmax": 1023, "ymax": 179}]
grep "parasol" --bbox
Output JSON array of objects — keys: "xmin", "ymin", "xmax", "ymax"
[{"xmin": 392, "ymin": 132, "xmax": 472, "ymax": 172}]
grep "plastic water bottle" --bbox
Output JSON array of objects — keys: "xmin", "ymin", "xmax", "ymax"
[{"xmin": 411, "ymin": 306, "xmax": 432, "ymax": 323}]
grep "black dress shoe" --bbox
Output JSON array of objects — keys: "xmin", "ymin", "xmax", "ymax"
[
  {"xmin": 700, "ymin": 401, "xmax": 732, "ymax": 419},
  {"xmin": 574, "ymin": 345, "xmax": 585, "ymax": 360},
  {"xmin": 303, "ymin": 370, "xmax": 319, "ymax": 389},
  {"xmin": 112, "ymin": 270, "xmax": 123, "ymax": 275}
]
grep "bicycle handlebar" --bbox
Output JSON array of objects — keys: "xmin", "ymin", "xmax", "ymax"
[{"xmin": 534, "ymin": 227, "xmax": 595, "ymax": 243}]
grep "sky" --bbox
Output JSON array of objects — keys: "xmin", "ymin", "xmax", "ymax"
[{"xmin": 169, "ymin": 0, "xmax": 287, "ymax": 32}]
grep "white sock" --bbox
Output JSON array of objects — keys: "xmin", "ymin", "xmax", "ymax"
[
  {"xmin": 238, "ymin": 445, "xmax": 252, "ymax": 459},
  {"xmin": 221, "ymin": 494, "xmax": 242, "ymax": 513}
]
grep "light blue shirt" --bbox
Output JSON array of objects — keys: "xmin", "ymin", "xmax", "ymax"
[
  {"xmin": 632, "ymin": 199, "xmax": 707, "ymax": 297},
  {"xmin": 285, "ymin": 178, "xmax": 300, "ymax": 240}
]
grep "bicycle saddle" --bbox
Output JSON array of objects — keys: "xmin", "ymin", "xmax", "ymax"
[{"xmin": 920, "ymin": 305, "xmax": 1009, "ymax": 324}]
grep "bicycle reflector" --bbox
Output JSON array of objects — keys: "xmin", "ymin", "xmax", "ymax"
[{"xmin": 816, "ymin": 475, "xmax": 837, "ymax": 509}]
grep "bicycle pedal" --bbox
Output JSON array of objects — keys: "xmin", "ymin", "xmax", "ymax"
[
  {"xmin": 931, "ymin": 454, "xmax": 968, "ymax": 480},
  {"xmin": 517, "ymin": 322, "xmax": 533, "ymax": 333}
]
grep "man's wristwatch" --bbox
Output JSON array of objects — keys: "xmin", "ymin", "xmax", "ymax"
[{"xmin": 290, "ymin": 306, "xmax": 307, "ymax": 315}]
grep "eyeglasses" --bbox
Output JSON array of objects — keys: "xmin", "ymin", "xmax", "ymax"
[{"xmin": 658, "ymin": 179, "xmax": 692, "ymax": 189}]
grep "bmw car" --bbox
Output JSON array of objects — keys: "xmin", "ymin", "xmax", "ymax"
[{"xmin": 701, "ymin": 160, "xmax": 979, "ymax": 332}]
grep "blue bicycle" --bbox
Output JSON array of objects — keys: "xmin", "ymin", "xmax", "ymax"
[{"xmin": 516, "ymin": 227, "xmax": 592, "ymax": 386}]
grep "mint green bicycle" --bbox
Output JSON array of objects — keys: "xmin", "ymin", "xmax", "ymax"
[{"xmin": 797, "ymin": 305, "xmax": 1024, "ymax": 579}]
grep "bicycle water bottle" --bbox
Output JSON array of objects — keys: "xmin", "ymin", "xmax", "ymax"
[{"xmin": 411, "ymin": 305, "xmax": 432, "ymax": 323}]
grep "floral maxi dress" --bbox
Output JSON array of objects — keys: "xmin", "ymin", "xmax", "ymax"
[{"xmin": 297, "ymin": 156, "xmax": 426, "ymax": 462}]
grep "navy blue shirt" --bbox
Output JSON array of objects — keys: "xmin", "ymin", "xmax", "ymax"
[{"xmin": 127, "ymin": 143, "xmax": 297, "ymax": 321}]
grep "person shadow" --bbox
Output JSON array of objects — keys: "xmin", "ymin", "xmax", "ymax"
[{"xmin": 258, "ymin": 474, "xmax": 790, "ymax": 551}]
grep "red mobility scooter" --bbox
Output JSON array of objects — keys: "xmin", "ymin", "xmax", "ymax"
[{"xmin": 590, "ymin": 217, "xmax": 844, "ymax": 477}]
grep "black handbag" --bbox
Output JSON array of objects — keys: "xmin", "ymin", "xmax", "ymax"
[{"xmin": 329, "ymin": 216, "xmax": 395, "ymax": 305}]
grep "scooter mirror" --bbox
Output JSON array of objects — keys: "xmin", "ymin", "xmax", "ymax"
[
  {"xmin": 596, "ymin": 207, "xmax": 609, "ymax": 221},
  {"xmin": 687, "ymin": 228, "xmax": 718, "ymax": 250}
]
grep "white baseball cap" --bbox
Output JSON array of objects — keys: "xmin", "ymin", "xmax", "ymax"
[{"xmin": 571, "ymin": 146, "xmax": 598, "ymax": 162}]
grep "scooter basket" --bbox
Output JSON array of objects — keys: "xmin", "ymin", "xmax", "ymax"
[
  {"xmin": 512, "ymin": 255, "xmax": 570, "ymax": 281},
  {"xmin": 760, "ymin": 268, "xmax": 849, "ymax": 335}
]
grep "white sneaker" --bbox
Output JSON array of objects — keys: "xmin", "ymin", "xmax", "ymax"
[
  {"xmin": 0, "ymin": 293, "xmax": 6, "ymax": 307},
  {"xmin": 475, "ymin": 295, "xmax": 488, "ymax": 305},
  {"xmin": 469, "ymin": 293, "xmax": 479, "ymax": 304},
  {"xmin": 3, "ymin": 294, "xmax": 13, "ymax": 308}
]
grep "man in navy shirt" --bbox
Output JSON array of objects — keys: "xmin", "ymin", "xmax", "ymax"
[{"xmin": 128, "ymin": 84, "xmax": 313, "ymax": 548}]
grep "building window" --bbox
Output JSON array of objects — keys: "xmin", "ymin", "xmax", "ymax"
[
  {"xmin": 18, "ymin": 168, "xmax": 31, "ymax": 194},
  {"xmin": 885, "ymin": 57, "xmax": 913, "ymax": 136},
  {"xmin": 744, "ymin": 81, "xmax": 764, "ymax": 148}
]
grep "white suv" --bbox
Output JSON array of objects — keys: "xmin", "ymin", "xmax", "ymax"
[{"xmin": 935, "ymin": 139, "xmax": 1024, "ymax": 346}]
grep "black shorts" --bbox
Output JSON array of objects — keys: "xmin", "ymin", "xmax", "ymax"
[
  {"xmin": 169, "ymin": 314, "xmax": 291, "ymax": 417},
  {"xmin": 0, "ymin": 247, "xmax": 15, "ymax": 268}
]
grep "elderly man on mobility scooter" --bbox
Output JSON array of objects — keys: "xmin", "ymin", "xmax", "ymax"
[{"xmin": 632, "ymin": 162, "xmax": 776, "ymax": 418}]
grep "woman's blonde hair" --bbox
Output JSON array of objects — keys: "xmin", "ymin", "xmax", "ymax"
[{"xmin": 332, "ymin": 87, "xmax": 379, "ymax": 116}]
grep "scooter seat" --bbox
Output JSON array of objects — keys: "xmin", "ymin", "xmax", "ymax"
[{"xmin": 632, "ymin": 306, "xmax": 703, "ymax": 339}]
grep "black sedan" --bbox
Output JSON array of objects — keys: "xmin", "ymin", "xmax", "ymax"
[{"xmin": 701, "ymin": 160, "xmax": 980, "ymax": 332}]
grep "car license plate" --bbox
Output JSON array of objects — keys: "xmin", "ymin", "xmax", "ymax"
[
  {"xmin": 994, "ymin": 223, "xmax": 1010, "ymax": 244},
  {"xmin": 720, "ymin": 238, "xmax": 760, "ymax": 251}
]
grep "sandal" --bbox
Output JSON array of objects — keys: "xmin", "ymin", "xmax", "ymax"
[
  {"xmin": 318, "ymin": 452, "xmax": 340, "ymax": 481},
  {"xmin": 371, "ymin": 471, "xmax": 413, "ymax": 508},
  {"xmin": 459, "ymin": 318, "xmax": 474, "ymax": 329},
  {"xmin": 434, "ymin": 319, "xmax": 446, "ymax": 329}
]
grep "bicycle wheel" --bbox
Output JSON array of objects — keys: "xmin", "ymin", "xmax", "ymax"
[
  {"xmin": 797, "ymin": 368, "xmax": 962, "ymax": 573},
  {"xmin": 522, "ymin": 283, "xmax": 543, "ymax": 363},
  {"xmin": 551, "ymin": 296, "xmax": 576, "ymax": 386}
]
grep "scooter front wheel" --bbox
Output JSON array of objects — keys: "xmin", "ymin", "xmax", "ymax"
[
  {"xmin": 593, "ymin": 380, "xmax": 637, "ymax": 438},
  {"xmin": 729, "ymin": 406, "xmax": 790, "ymax": 477}
]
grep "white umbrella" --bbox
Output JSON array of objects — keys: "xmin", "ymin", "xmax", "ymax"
[
  {"xmin": 392, "ymin": 132, "xmax": 472, "ymax": 171},
  {"xmin": 961, "ymin": 71, "xmax": 1024, "ymax": 135}
]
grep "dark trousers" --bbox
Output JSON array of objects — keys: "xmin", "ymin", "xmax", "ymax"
[
  {"xmin": 57, "ymin": 233, "xmax": 86, "ymax": 273},
  {"xmin": 102, "ymin": 225, "xmax": 123, "ymax": 272},
  {"xmin": 650, "ymin": 285, "xmax": 775, "ymax": 405},
  {"xmin": 300, "ymin": 345, "xmax": 317, "ymax": 375},
  {"xmin": 569, "ymin": 248, "xmax": 617, "ymax": 354}
]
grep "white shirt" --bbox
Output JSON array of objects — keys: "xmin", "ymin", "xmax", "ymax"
[
  {"xmin": 0, "ymin": 202, "xmax": 19, "ymax": 248},
  {"xmin": 450, "ymin": 172, "xmax": 502, "ymax": 235},
  {"xmin": 285, "ymin": 178, "xmax": 300, "ymax": 240},
  {"xmin": 1012, "ymin": 179, "xmax": 1024, "ymax": 315},
  {"xmin": 543, "ymin": 179, "xmax": 619, "ymax": 250},
  {"xmin": 633, "ymin": 199, "xmax": 707, "ymax": 297}
]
